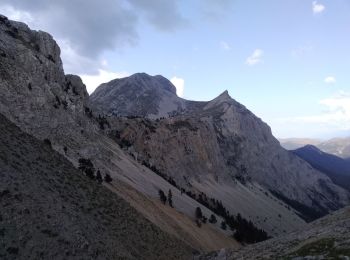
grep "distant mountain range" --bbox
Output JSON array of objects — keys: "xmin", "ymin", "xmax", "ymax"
[
  {"xmin": 279, "ymin": 137, "xmax": 350, "ymax": 159},
  {"xmin": 293, "ymin": 145, "xmax": 350, "ymax": 193}
]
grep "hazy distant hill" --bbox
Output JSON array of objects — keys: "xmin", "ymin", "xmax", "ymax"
[
  {"xmin": 279, "ymin": 138, "xmax": 321, "ymax": 150},
  {"xmin": 293, "ymin": 145, "xmax": 350, "ymax": 192},
  {"xmin": 280, "ymin": 137, "xmax": 350, "ymax": 159}
]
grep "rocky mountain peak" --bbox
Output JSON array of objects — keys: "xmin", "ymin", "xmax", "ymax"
[
  {"xmin": 90, "ymin": 73, "xmax": 184, "ymax": 117},
  {"xmin": 123, "ymin": 72, "xmax": 177, "ymax": 94},
  {"xmin": 303, "ymin": 144, "xmax": 323, "ymax": 154}
]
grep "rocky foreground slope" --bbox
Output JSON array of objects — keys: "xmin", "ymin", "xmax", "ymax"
[
  {"xmin": 0, "ymin": 14, "xmax": 239, "ymax": 252},
  {"xmin": 0, "ymin": 113, "xmax": 193, "ymax": 259},
  {"xmin": 199, "ymin": 206, "xmax": 350, "ymax": 259},
  {"xmin": 91, "ymin": 73, "xmax": 350, "ymax": 232}
]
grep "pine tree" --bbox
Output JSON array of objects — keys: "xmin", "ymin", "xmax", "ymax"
[
  {"xmin": 96, "ymin": 170, "xmax": 103, "ymax": 184},
  {"xmin": 158, "ymin": 189, "xmax": 167, "ymax": 204},
  {"xmin": 168, "ymin": 189, "xmax": 173, "ymax": 207},
  {"xmin": 78, "ymin": 158, "xmax": 95, "ymax": 179},
  {"xmin": 221, "ymin": 221, "xmax": 227, "ymax": 230},
  {"xmin": 195, "ymin": 207, "xmax": 203, "ymax": 220}
]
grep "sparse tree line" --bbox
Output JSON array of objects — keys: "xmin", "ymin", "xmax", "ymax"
[
  {"xmin": 149, "ymin": 161, "xmax": 269, "ymax": 244},
  {"xmin": 158, "ymin": 189, "xmax": 174, "ymax": 208},
  {"xmin": 191, "ymin": 192, "xmax": 269, "ymax": 244},
  {"xmin": 84, "ymin": 106, "xmax": 110, "ymax": 130},
  {"xmin": 78, "ymin": 158, "xmax": 113, "ymax": 184}
]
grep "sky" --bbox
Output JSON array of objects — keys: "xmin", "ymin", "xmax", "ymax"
[{"xmin": 0, "ymin": 0, "xmax": 349, "ymax": 139}]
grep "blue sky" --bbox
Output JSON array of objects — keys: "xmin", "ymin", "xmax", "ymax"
[{"xmin": 1, "ymin": 0, "xmax": 349, "ymax": 138}]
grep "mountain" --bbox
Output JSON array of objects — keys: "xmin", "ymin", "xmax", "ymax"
[
  {"xmin": 199, "ymin": 206, "xmax": 350, "ymax": 259},
  {"xmin": 1, "ymin": 14, "xmax": 350, "ymax": 257},
  {"xmin": 279, "ymin": 138, "xmax": 321, "ymax": 150},
  {"xmin": 91, "ymin": 73, "xmax": 350, "ymax": 229},
  {"xmin": 0, "ymin": 113, "xmax": 193, "ymax": 259},
  {"xmin": 293, "ymin": 145, "xmax": 350, "ymax": 192},
  {"xmin": 280, "ymin": 137, "xmax": 350, "ymax": 159},
  {"xmin": 90, "ymin": 73, "xmax": 190, "ymax": 118},
  {"xmin": 0, "ymin": 14, "xmax": 239, "ymax": 253},
  {"xmin": 317, "ymin": 138, "xmax": 350, "ymax": 159}
]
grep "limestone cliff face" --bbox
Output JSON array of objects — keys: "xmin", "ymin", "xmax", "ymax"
[
  {"xmin": 97, "ymin": 74, "xmax": 350, "ymax": 219},
  {"xmin": 0, "ymin": 14, "xmax": 93, "ymax": 144}
]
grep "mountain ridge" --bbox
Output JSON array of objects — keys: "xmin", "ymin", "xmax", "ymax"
[
  {"xmin": 293, "ymin": 145, "xmax": 350, "ymax": 193},
  {"xmin": 91, "ymin": 72, "xmax": 350, "ymax": 231}
]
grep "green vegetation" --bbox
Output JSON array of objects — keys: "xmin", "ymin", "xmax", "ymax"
[{"xmin": 286, "ymin": 238, "xmax": 350, "ymax": 259}]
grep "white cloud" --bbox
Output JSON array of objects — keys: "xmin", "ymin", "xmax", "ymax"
[
  {"xmin": 324, "ymin": 76, "xmax": 336, "ymax": 84},
  {"xmin": 220, "ymin": 41, "xmax": 231, "ymax": 51},
  {"xmin": 170, "ymin": 77, "xmax": 185, "ymax": 97},
  {"xmin": 0, "ymin": 4, "xmax": 34, "ymax": 24},
  {"xmin": 312, "ymin": 1, "xmax": 325, "ymax": 14},
  {"xmin": 80, "ymin": 70, "xmax": 129, "ymax": 94},
  {"xmin": 245, "ymin": 49, "xmax": 263, "ymax": 66},
  {"xmin": 278, "ymin": 91, "xmax": 350, "ymax": 131}
]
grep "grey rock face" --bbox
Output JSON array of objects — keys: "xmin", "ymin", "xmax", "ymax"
[
  {"xmin": 0, "ymin": 14, "xmax": 93, "ymax": 143},
  {"xmin": 93, "ymin": 74, "xmax": 350, "ymax": 221},
  {"xmin": 90, "ymin": 72, "xmax": 189, "ymax": 118}
]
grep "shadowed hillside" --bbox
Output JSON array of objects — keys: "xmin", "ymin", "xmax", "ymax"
[{"xmin": 0, "ymin": 113, "xmax": 193, "ymax": 259}]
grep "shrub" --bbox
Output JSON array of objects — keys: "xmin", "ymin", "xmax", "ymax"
[
  {"xmin": 104, "ymin": 173, "xmax": 113, "ymax": 183},
  {"xmin": 209, "ymin": 214, "xmax": 217, "ymax": 224}
]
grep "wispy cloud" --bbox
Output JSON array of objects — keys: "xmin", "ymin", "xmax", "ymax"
[
  {"xmin": 220, "ymin": 41, "xmax": 231, "ymax": 51},
  {"xmin": 80, "ymin": 70, "xmax": 129, "ymax": 94},
  {"xmin": 324, "ymin": 76, "xmax": 336, "ymax": 84},
  {"xmin": 278, "ymin": 91, "xmax": 350, "ymax": 131},
  {"xmin": 170, "ymin": 76, "xmax": 185, "ymax": 97},
  {"xmin": 245, "ymin": 49, "xmax": 263, "ymax": 66},
  {"xmin": 312, "ymin": 1, "xmax": 325, "ymax": 14}
]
